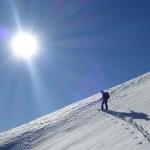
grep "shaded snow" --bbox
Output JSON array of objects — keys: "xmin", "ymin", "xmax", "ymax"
[{"xmin": 0, "ymin": 72, "xmax": 150, "ymax": 150}]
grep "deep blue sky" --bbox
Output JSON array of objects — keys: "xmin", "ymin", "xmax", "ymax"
[{"xmin": 0, "ymin": 0, "xmax": 150, "ymax": 132}]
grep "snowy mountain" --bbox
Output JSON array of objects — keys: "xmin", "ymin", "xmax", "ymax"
[{"xmin": 0, "ymin": 72, "xmax": 150, "ymax": 150}]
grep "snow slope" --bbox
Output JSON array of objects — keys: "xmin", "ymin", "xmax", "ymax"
[{"xmin": 0, "ymin": 72, "xmax": 150, "ymax": 150}]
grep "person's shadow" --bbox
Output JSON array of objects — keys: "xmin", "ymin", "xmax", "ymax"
[{"xmin": 105, "ymin": 110, "xmax": 150, "ymax": 121}]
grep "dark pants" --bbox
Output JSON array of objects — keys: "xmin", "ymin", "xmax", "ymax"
[{"xmin": 101, "ymin": 99, "xmax": 108, "ymax": 111}]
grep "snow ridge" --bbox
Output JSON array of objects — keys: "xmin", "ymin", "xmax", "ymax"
[{"xmin": 0, "ymin": 72, "xmax": 150, "ymax": 150}]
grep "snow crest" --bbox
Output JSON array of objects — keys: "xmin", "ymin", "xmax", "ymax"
[{"xmin": 0, "ymin": 72, "xmax": 150, "ymax": 150}]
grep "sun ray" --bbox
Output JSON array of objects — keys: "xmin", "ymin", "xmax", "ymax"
[
  {"xmin": 9, "ymin": 1, "xmax": 22, "ymax": 30},
  {"xmin": 26, "ymin": 62, "xmax": 49, "ymax": 114}
]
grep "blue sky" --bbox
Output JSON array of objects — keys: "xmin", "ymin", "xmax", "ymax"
[{"xmin": 0, "ymin": 0, "xmax": 150, "ymax": 132}]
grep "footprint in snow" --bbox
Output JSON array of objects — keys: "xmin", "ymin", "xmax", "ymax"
[
  {"xmin": 130, "ymin": 131, "xmax": 135, "ymax": 134},
  {"xmin": 138, "ymin": 142, "xmax": 142, "ymax": 145}
]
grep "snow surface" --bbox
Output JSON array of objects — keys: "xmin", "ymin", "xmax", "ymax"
[{"xmin": 0, "ymin": 72, "xmax": 150, "ymax": 150}]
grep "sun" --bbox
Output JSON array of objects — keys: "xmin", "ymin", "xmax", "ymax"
[{"xmin": 10, "ymin": 32, "xmax": 39, "ymax": 60}]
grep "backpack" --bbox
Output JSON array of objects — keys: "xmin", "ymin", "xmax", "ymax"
[{"xmin": 103, "ymin": 91, "xmax": 110, "ymax": 99}]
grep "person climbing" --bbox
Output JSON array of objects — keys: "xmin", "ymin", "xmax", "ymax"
[{"xmin": 100, "ymin": 90, "xmax": 110, "ymax": 111}]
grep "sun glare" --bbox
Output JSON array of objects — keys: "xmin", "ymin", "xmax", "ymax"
[{"xmin": 10, "ymin": 32, "xmax": 39, "ymax": 60}]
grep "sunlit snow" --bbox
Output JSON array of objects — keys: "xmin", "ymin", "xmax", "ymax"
[{"xmin": 0, "ymin": 72, "xmax": 150, "ymax": 150}]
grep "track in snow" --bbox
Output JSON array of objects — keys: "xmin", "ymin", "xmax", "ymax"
[{"xmin": 103, "ymin": 109, "xmax": 150, "ymax": 143}]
